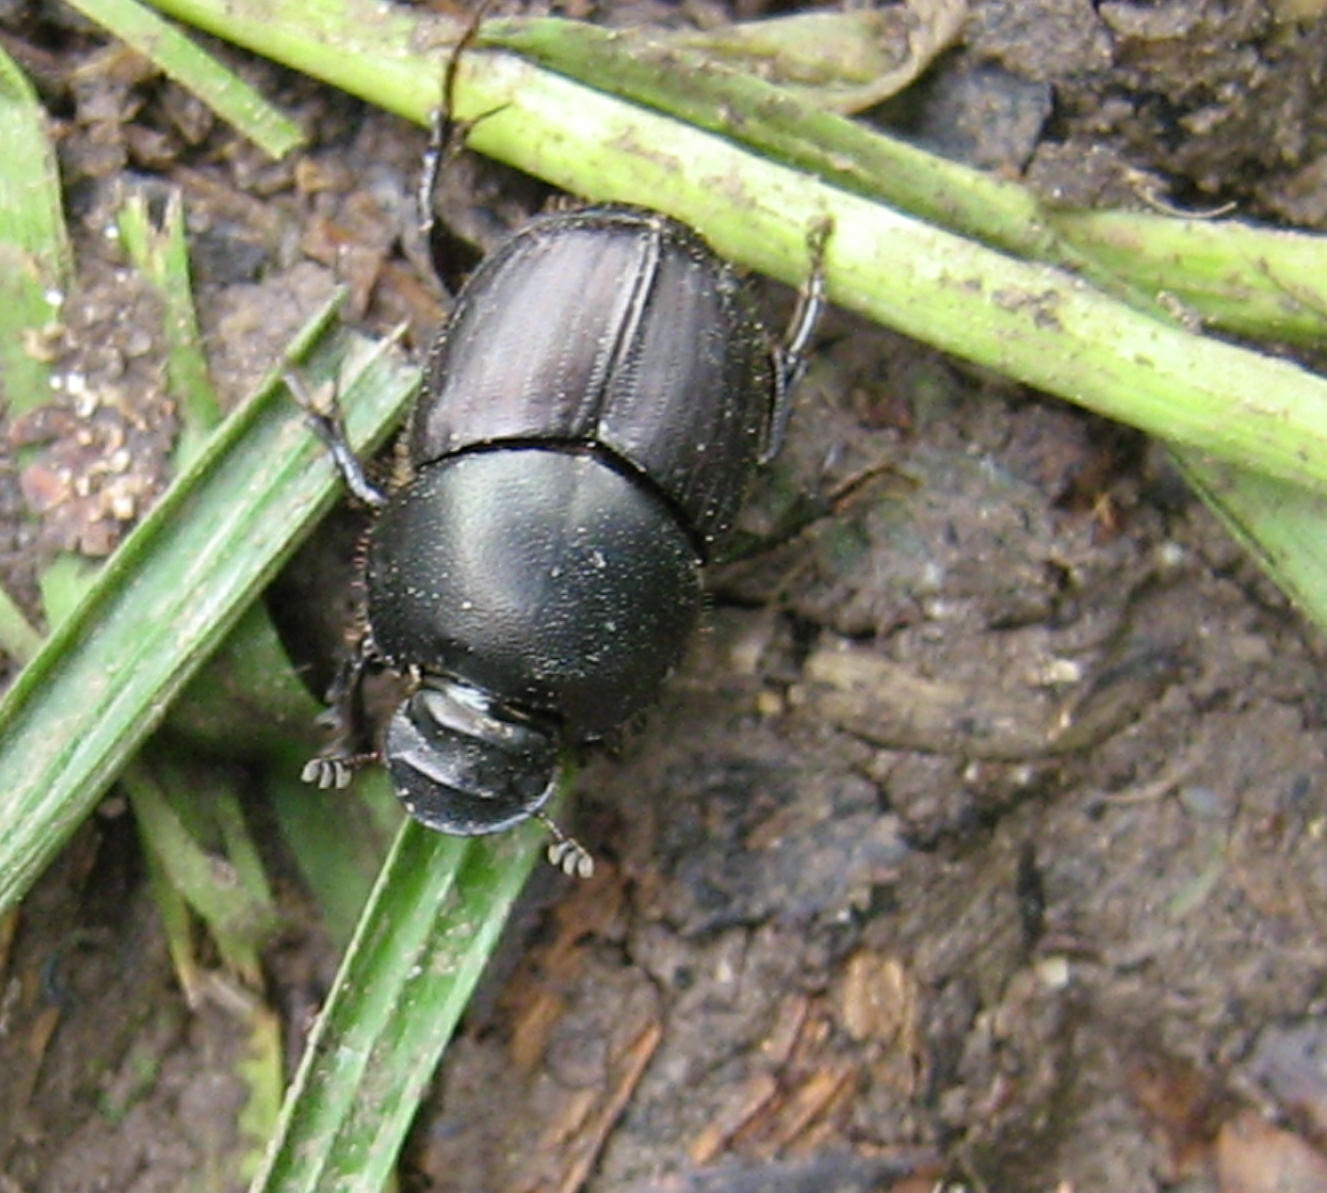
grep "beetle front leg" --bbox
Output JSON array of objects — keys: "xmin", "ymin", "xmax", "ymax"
[
  {"xmin": 302, "ymin": 753, "xmax": 377, "ymax": 791},
  {"xmin": 284, "ymin": 370, "xmax": 388, "ymax": 510},
  {"xmin": 538, "ymin": 812, "xmax": 595, "ymax": 880},
  {"xmin": 300, "ymin": 636, "xmax": 387, "ymax": 789},
  {"xmin": 762, "ymin": 219, "xmax": 832, "ymax": 463}
]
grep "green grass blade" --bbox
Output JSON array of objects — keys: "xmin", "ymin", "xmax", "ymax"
[
  {"xmin": 0, "ymin": 45, "xmax": 70, "ymax": 415},
  {"xmin": 63, "ymin": 0, "xmax": 304, "ymax": 159},
  {"xmin": 0, "ymin": 585, "xmax": 42, "ymax": 665},
  {"xmin": 1179, "ymin": 462, "xmax": 1327, "ymax": 630},
  {"xmin": 269, "ymin": 765, "xmax": 402, "ymax": 952},
  {"xmin": 166, "ymin": 600, "xmax": 327, "ymax": 758},
  {"xmin": 1049, "ymin": 207, "xmax": 1327, "ymax": 348},
  {"xmin": 239, "ymin": 1006, "xmax": 286, "ymax": 1183},
  {"xmin": 0, "ymin": 299, "xmax": 419, "ymax": 915},
  {"xmin": 117, "ymin": 187, "xmax": 225, "ymax": 467},
  {"xmin": 125, "ymin": 747, "xmax": 279, "ymax": 983},
  {"xmin": 143, "ymin": 831, "xmax": 208, "ymax": 1002},
  {"xmin": 250, "ymin": 812, "xmax": 552, "ymax": 1193}
]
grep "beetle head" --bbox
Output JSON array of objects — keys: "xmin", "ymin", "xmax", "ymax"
[{"xmin": 383, "ymin": 678, "xmax": 559, "ymax": 835}]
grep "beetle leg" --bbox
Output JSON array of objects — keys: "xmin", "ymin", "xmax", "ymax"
[
  {"xmin": 301, "ymin": 637, "xmax": 386, "ymax": 788},
  {"xmin": 284, "ymin": 370, "xmax": 388, "ymax": 509},
  {"xmin": 418, "ymin": 1, "xmax": 506, "ymax": 243},
  {"xmin": 761, "ymin": 219, "xmax": 832, "ymax": 463},
  {"xmin": 537, "ymin": 812, "xmax": 595, "ymax": 879},
  {"xmin": 302, "ymin": 754, "xmax": 377, "ymax": 790}
]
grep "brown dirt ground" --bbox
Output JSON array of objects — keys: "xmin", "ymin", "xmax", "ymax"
[{"xmin": 3, "ymin": 2, "xmax": 1327, "ymax": 1192}]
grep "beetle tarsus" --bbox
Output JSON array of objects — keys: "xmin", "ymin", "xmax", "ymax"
[
  {"xmin": 763, "ymin": 218, "xmax": 832, "ymax": 463},
  {"xmin": 284, "ymin": 370, "xmax": 388, "ymax": 509},
  {"xmin": 539, "ymin": 814, "xmax": 595, "ymax": 879},
  {"xmin": 301, "ymin": 754, "xmax": 376, "ymax": 790}
]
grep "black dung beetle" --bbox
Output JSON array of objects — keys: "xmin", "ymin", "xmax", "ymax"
[{"xmin": 292, "ymin": 203, "xmax": 824, "ymax": 877}]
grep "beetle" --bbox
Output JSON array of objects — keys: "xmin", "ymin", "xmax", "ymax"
[{"xmin": 289, "ymin": 25, "xmax": 826, "ymax": 873}]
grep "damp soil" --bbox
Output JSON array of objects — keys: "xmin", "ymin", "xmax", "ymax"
[{"xmin": 3, "ymin": 2, "xmax": 1327, "ymax": 1192}]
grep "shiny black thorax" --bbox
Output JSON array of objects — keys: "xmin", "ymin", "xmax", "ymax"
[{"xmin": 366, "ymin": 206, "xmax": 776, "ymax": 738}]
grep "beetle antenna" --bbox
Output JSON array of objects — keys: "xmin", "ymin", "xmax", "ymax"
[{"xmin": 535, "ymin": 811, "xmax": 595, "ymax": 879}]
